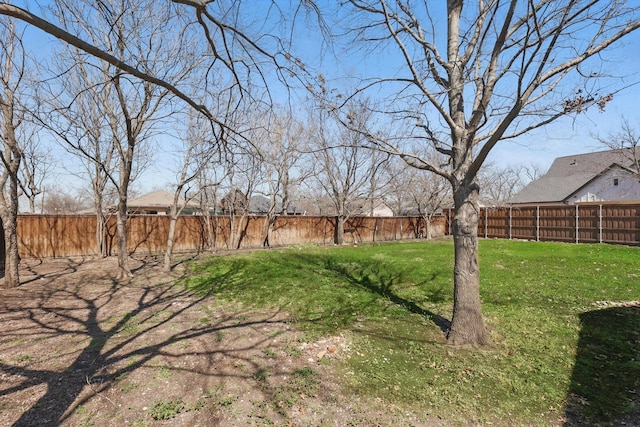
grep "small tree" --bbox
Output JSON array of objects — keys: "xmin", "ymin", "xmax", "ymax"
[
  {"xmin": 478, "ymin": 164, "xmax": 527, "ymax": 207},
  {"xmin": 256, "ymin": 109, "xmax": 306, "ymax": 247},
  {"xmin": 597, "ymin": 117, "xmax": 640, "ymax": 178},
  {"xmin": 164, "ymin": 112, "xmax": 219, "ymax": 272},
  {"xmin": 307, "ymin": 103, "xmax": 386, "ymax": 245},
  {"xmin": 17, "ymin": 126, "xmax": 51, "ymax": 213}
]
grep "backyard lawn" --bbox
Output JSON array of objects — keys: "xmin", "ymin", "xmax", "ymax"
[
  {"xmin": 185, "ymin": 239, "xmax": 640, "ymax": 426},
  {"xmin": 1, "ymin": 239, "xmax": 638, "ymax": 426}
]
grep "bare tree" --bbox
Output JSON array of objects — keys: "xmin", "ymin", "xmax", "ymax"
[
  {"xmin": 478, "ymin": 164, "xmax": 527, "ymax": 207},
  {"xmin": 596, "ymin": 117, "xmax": 640, "ymax": 179},
  {"xmin": 17, "ymin": 124, "xmax": 51, "ymax": 213},
  {"xmin": 0, "ymin": 19, "xmax": 33, "ymax": 288},
  {"xmin": 307, "ymin": 103, "xmax": 385, "ymax": 245},
  {"xmin": 220, "ymin": 145, "xmax": 262, "ymax": 250},
  {"xmin": 163, "ymin": 112, "xmax": 220, "ymax": 272},
  {"xmin": 41, "ymin": 185, "xmax": 89, "ymax": 214},
  {"xmin": 195, "ymin": 160, "xmax": 227, "ymax": 252},
  {"xmin": 256, "ymin": 109, "xmax": 307, "ymax": 247},
  {"xmin": 39, "ymin": 49, "xmax": 117, "ymax": 256},
  {"xmin": 47, "ymin": 0, "xmax": 201, "ymax": 276},
  {"xmin": 333, "ymin": 0, "xmax": 640, "ymax": 345}
]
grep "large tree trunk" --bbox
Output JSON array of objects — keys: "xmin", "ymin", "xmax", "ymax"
[
  {"xmin": 334, "ymin": 215, "xmax": 345, "ymax": 245},
  {"xmin": 0, "ymin": 163, "xmax": 21, "ymax": 288},
  {"xmin": 446, "ymin": 182, "xmax": 491, "ymax": 346},
  {"xmin": 0, "ymin": 212, "xmax": 19, "ymax": 288}
]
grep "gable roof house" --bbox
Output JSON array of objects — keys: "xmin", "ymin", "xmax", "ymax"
[
  {"xmin": 124, "ymin": 190, "xmax": 200, "ymax": 215},
  {"xmin": 350, "ymin": 198, "xmax": 395, "ymax": 217},
  {"xmin": 509, "ymin": 148, "xmax": 640, "ymax": 205}
]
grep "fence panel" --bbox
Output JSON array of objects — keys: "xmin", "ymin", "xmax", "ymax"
[
  {"xmin": 12, "ymin": 214, "xmax": 444, "ymax": 259},
  {"xmin": 538, "ymin": 206, "xmax": 575, "ymax": 242},
  {"xmin": 576, "ymin": 205, "xmax": 600, "ymax": 243},
  {"xmin": 486, "ymin": 207, "xmax": 510, "ymax": 238},
  {"xmin": 601, "ymin": 204, "xmax": 640, "ymax": 245},
  {"xmin": 13, "ymin": 203, "xmax": 640, "ymax": 260},
  {"xmin": 473, "ymin": 203, "xmax": 640, "ymax": 246},
  {"xmin": 511, "ymin": 207, "xmax": 537, "ymax": 240}
]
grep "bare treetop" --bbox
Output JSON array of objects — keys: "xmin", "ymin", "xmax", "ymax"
[{"xmin": 344, "ymin": 0, "xmax": 640, "ymax": 181}]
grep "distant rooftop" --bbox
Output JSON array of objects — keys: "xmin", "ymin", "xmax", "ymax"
[{"xmin": 509, "ymin": 148, "xmax": 638, "ymax": 204}]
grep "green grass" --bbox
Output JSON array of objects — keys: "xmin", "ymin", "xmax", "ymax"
[
  {"xmin": 184, "ymin": 239, "xmax": 640, "ymax": 425},
  {"xmin": 146, "ymin": 398, "xmax": 184, "ymax": 420}
]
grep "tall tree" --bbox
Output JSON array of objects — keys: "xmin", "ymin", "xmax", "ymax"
[
  {"xmin": 334, "ymin": 0, "xmax": 640, "ymax": 345},
  {"xmin": 0, "ymin": 19, "xmax": 33, "ymax": 288},
  {"xmin": 40, "ymin": 48, "xmax": 116, "ymax": 257},
  {"xmin": 50, "ymin": 0, "xmax": 200, "ymax": 276}
]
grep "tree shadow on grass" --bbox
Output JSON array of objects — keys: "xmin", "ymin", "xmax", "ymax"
[
  {"xmin": 564, "ymin": 304, "xmax": 640, "ymax": 426},
  {"xmin": 323, "ymin": 257, "xmax": 451, "ymax": 333}
]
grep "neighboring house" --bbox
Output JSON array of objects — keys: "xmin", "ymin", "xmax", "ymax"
[
  {"xmin": 124, "ymin": 190, "xmax": 199, "ymax": 215},
  {"xmin": 220, "ymin": 189, "xmax": 249, "ymax": 215},
  {"xmin": 350, "ymin": 198, "xmax": 395, "ymax": 217},
  {"xmin": 509, "ymin": 148, "xmax": 640, "ymax": 205},
  {"xmin": 248, "ymin": 195, "xmax": 305, "ymax": 215}
]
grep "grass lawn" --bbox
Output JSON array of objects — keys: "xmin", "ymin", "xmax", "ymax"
[{"xmin": 184, "ymin": 239, "xmax": 640, "ymax": 426}]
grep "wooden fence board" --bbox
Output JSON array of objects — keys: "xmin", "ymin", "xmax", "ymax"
[
  {"xmin": 13, "ymin": 202, "xmax": 640, "ymax": 261},
  {"xmin": 445, "ymin": 203, "xmax": 640, "ymax": 246},
  {"xmin": 12, "ymin": 214, "xmax": 445, "ymax": 259}
]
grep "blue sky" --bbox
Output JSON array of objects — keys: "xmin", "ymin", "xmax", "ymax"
[{"xmin": 10, "ymin": 1, "xmax": 640, "ymax": 195}]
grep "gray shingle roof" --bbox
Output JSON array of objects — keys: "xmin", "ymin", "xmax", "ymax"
[
  {"xmin": 127, "ymin": 190, "xmax": 197, "ymax": 208},
  {"xmin": 509, "ymin": 148, "xmax": 638, "ymax": 204}
]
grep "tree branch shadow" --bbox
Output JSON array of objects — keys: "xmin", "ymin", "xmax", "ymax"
[
  {"xmin": 323, "ymin": 257, "xmax": 451, "ymax": 333},
  {"xmin": 0, "ymin": 258, "xmax": 294, "ymax": 426}
]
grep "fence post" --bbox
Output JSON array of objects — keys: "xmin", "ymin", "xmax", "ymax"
[
  {"xmin": 599, "ymin": 204, "xmax": 603, "ymax": 243},
  {"xmin": 536, "ymin": 205, "xmax": 540, "ymax": 242},
  {"xmin": 575, "ymin": 204, "xmax": 579, "ymax": 244},
  {"xmin": 509, "ymin": 206, "xmax": 513, "ymax": 240},
  {"xmin": 484, "ymin": 208, "xmax": 488, "ymax": 238}
]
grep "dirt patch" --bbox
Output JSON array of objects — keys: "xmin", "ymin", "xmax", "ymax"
[{"xmin": 0, "ymin": 256, "xmax": 423, "ymax": 427}]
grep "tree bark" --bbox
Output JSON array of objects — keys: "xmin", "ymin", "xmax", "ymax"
[
  {"xmin": 116, "ymin": 198, "xmax": 131, "ymax": 277},
  {"xmin": 164, "ymin": 190, "xmax": 183, "ymax": 272},
  {"xmin": 0, "ymin": 210, "xmax": 19, "ymax": 288},
  {"xmin": 164, "ymin": 214, "xmax": 178, "ymax": 272},
  {"xmin": 335, "ymin": 215, "xmax": 345, "ymax": 245},
  {"xmin": 447, "ymin": 181, "xmax": 490, "ymax": 346}
]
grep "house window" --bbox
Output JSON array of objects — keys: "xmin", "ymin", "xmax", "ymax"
[{"xmin": 613, "ymin": 178, "xmax": 619, "ymax": 186}]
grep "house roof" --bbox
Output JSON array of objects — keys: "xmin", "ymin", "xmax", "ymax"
[
  {"xmin": 127, "ymin": 190, "xmax": 197, "ymax": 209},
  {"xmin": 248, "ymin": 195, "xmax": 304, "ymax": 214},
  {"xmin": 509, "ymin": 148, "xmax": 638, "ymax": 204}
]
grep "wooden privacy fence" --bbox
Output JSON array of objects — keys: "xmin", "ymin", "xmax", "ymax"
[
  {"xmin": 444, "ymin": 203, "xmax": 640, "ymax": 245},
  {"xmin": 14, "ymin": 214, "xmax": 446, "ymax": 259}
]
